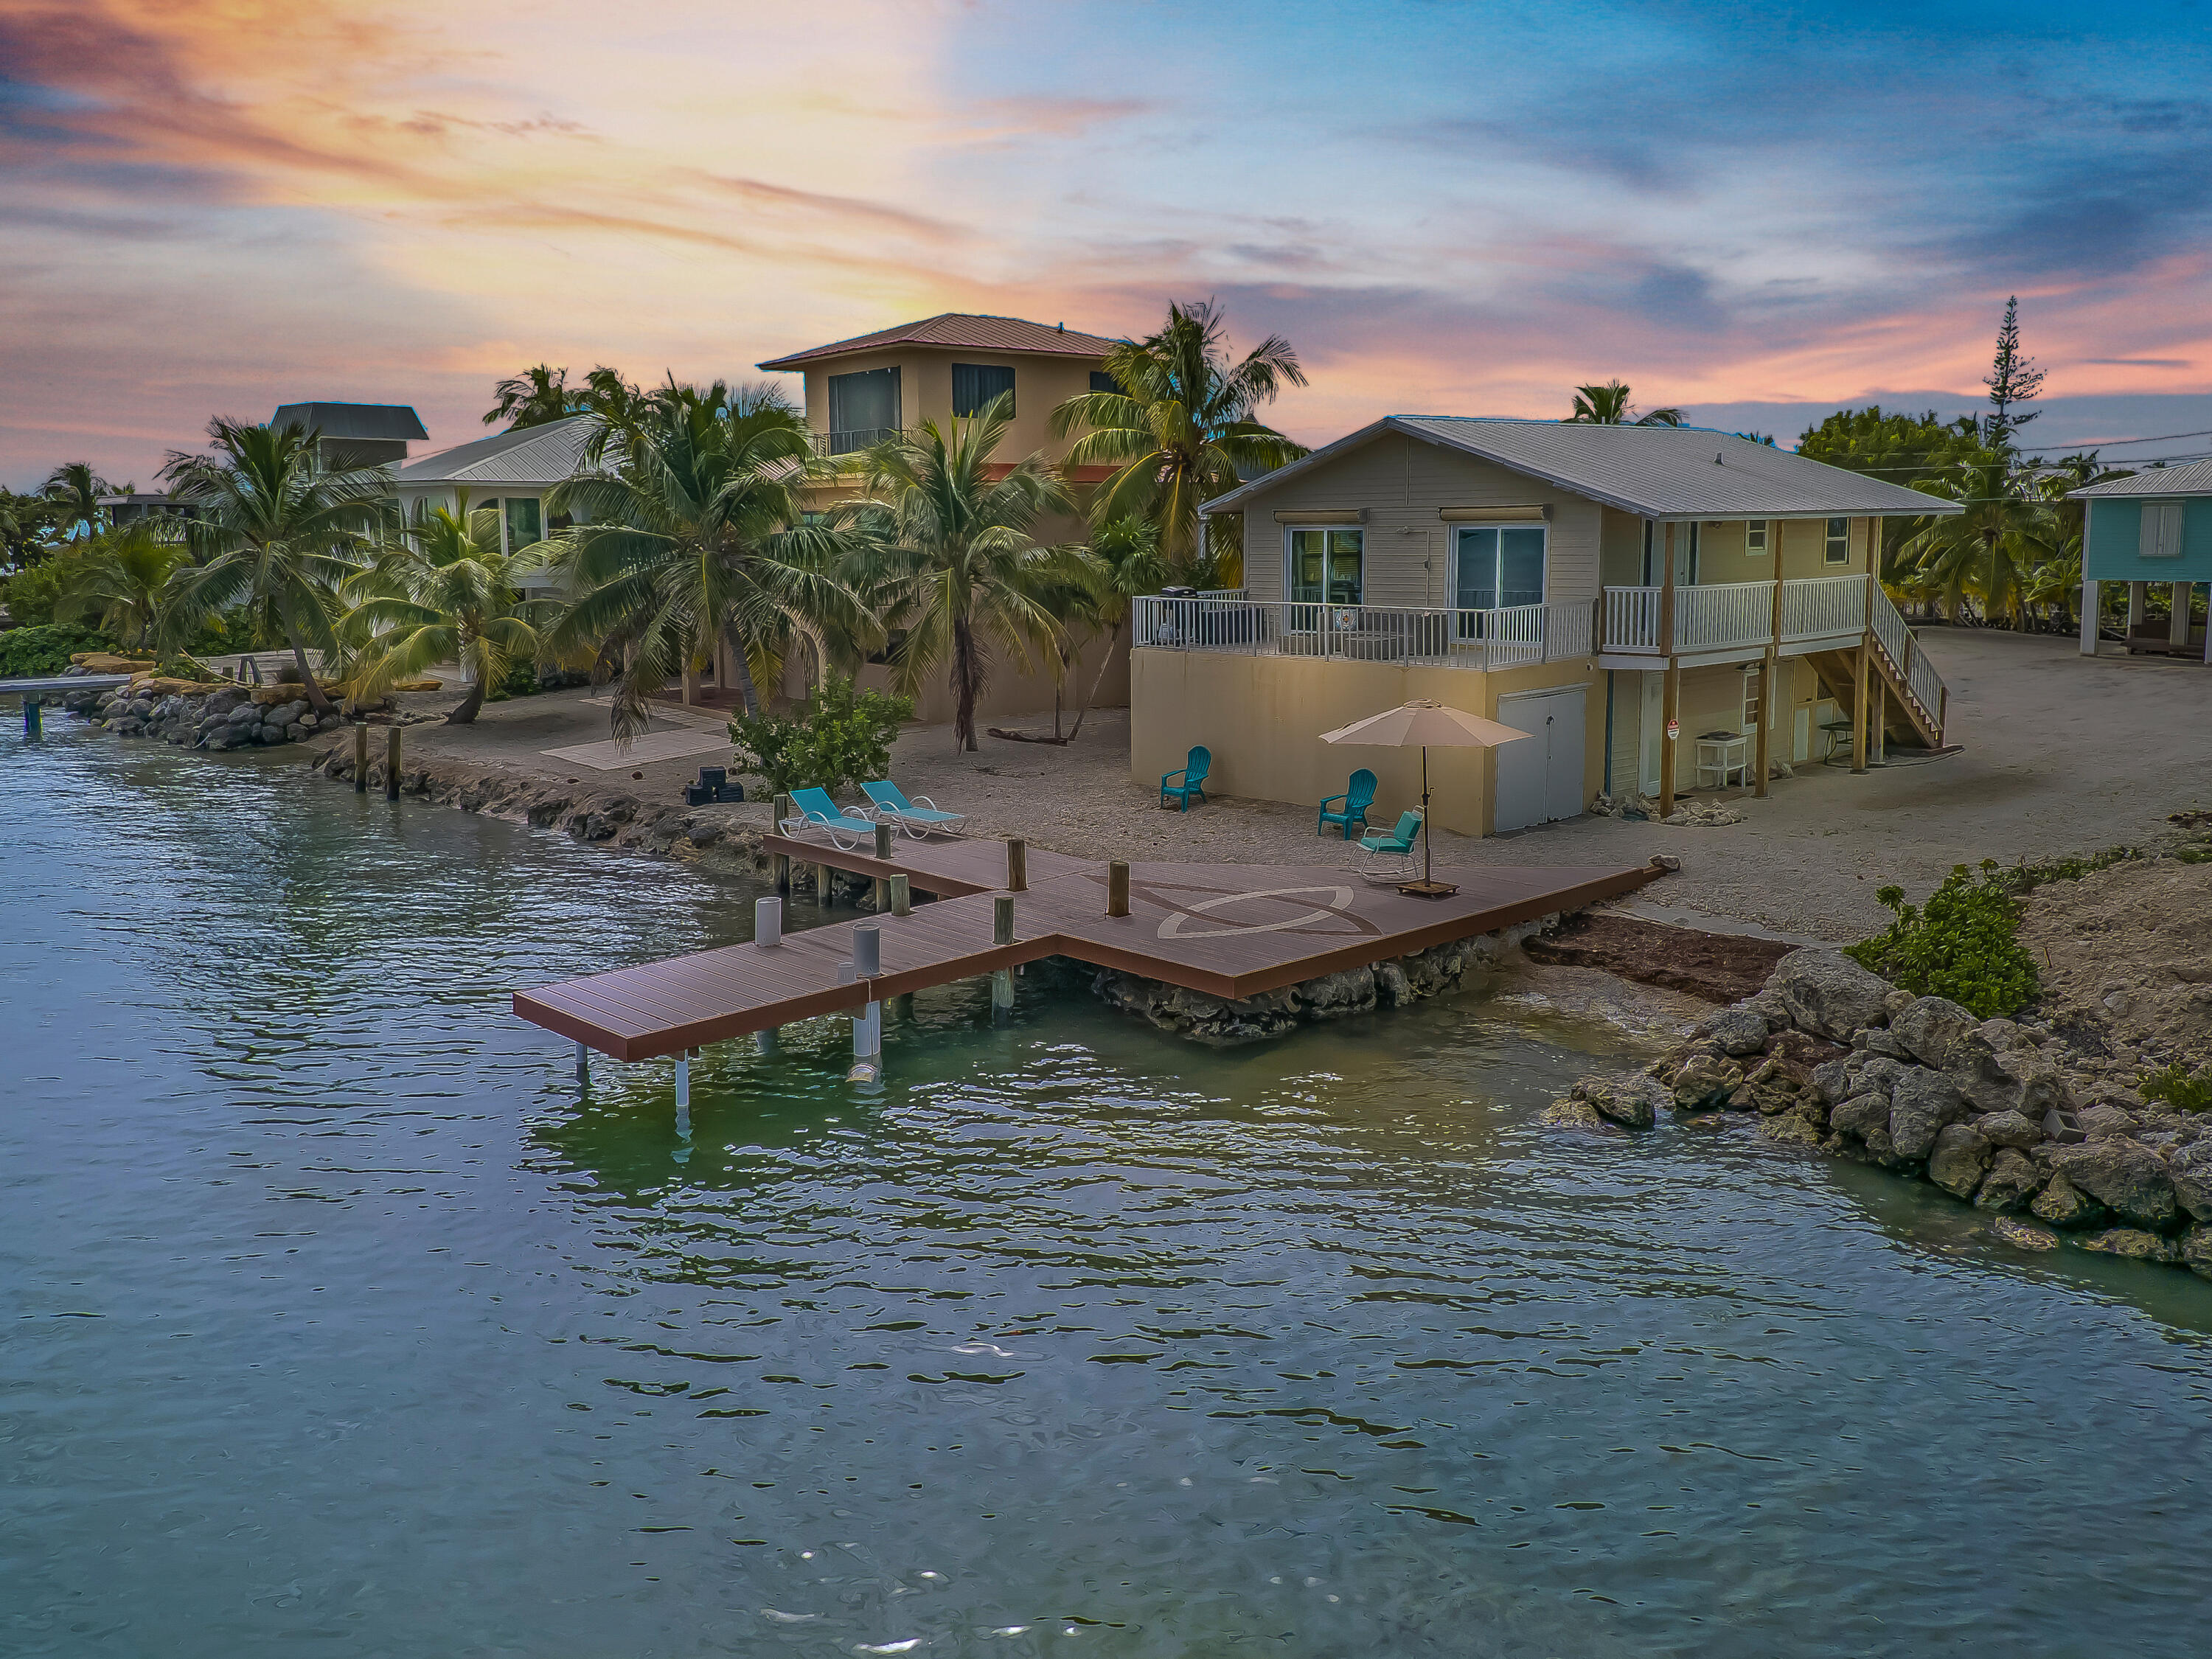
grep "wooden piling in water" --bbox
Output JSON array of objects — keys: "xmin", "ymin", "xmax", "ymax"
[
  {"xmin": 385, "ymin": 724, "xmax": 401, "ymax": 800},
  {"xmin": 888, "ymin": 874, "xmax": 911, "ymax": 917},
  {"xmin": 353, "ymin": 722, "xmax": 369, "ymax": 793},
  {"xmin": 991, "ymin": 893, "xmax": 1015, "ymax": 1017},
  {"xmin": 874, "ymin": 822, "xmax": 894, "ymax": 911}
]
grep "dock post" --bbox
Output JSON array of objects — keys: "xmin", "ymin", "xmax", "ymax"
[
  {"xmin": 1108, "ymin": 860, "xmax": 1130, "ymax": 917},
  {"xmin": 755, "ymin": 1028, "xmax": 779, "ymax": 1055},
  {"xmin": 353, "ymin": 721, "xmax": 369, "ymax": 793},
  {"xmin": 574, "ymin": 1040, "xmax": 589, "ymax": 1090},
  {"xmin": 23, "ymin": 695, "xmax": 41, "ymax": 739},
  {"xmin": 991, "ymin": 894, "xmax": 1015, "ymax": 1021},
  {"xmin": 874, "ymin": 821, "xmax": 893, "ymax": 909},
  {"xmin": 771, "ymin": 795, "xmax": 792, "ymax": 894},
  {"xmin": 385, "ymin": 725, "xmax": 402, "ymax": 800},
  {"xmin": 1006, "ymin": 837, "xmax": 1027, "ymax": 892},
  {"xmin": 889, "ymin": 874, "xmax": 911, "ymax": 917},
  {"xmin": 816, "ymin": 863, "xmax": 832, "ymax": 906},
  {"xmin": 849, "ymin": 923, "xmax": 883, "ymax": 1085},
  {"xmin": 675, "ymin": 1050, "xmax": 692, "ymax": 1137}
]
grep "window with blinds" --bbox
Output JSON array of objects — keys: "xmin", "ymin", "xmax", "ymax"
[
  {"xmin": 951, "ymin": 363, "xmax": 1015, "ymax": 417},
  {"xmin": 2139, "ymin": 501, "xmax": 2185, "ymax": 559}
]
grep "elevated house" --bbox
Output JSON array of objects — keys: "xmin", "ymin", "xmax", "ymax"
[
  {"xmin": 2071, "ymin": 459, "xmax": 2212, "ymax": 661},
  {"xmin": 1133, "ymin": 417, "xmax": 1962, "ymax": 835},
  {"xmin": 757, "ymin": 312, "xmax": 1133, "ymax": 722}
]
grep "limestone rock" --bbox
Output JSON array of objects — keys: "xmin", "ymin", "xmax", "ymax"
[
  {"xmin": 1927, "ymin": 1122, "xmax": 1992, "ymax": 1197},
  {"xmin": 1540, "ymin": 1097, "xmax": 1610, "ymax": 1130},
  {"xmin": 2168, "ymin": 1141, "xmax": 2212, "ymax": 1223},
  {"xmin": 1695, "ymin": 1007, "xmax": 1771, "ymax": 1057},
  {"xmin": 1990, "ymin": 1215, "xmax": 2062, "ymax": 1252},
  {"xmin": 1973, "ymin": 1147, "xmax": 2043, "ymax": 1213},
  {"xmin": 1770, "ymin": 949, "xmax": 1896, "ymax": 1041},
  {"xmin": 1829, "ymin": 1086, "xmax": 1893, "ymax": 1141},
  {"xmin": 2042, "ymin": 1141, "xmax": 2178, "ymax": 1230},
  {"xmin": 1888, "ymin": 1066, "xmax": 1972, "ymax": 1161},
  {"xmin": 2076, "ymin": 1228, "xmax": 2180, "ymax": 1263},
  {"xmin": 1373, "ymin": 961, "xmax": 1413, "ymax": 1007},
  {"xmin": 1808, "ymin": 1057, "xmax": 1852, "ymax": 1107},
  {"xmin": 1758, "ymin": 1111, "xmax": 1823, "ymax": 1147},
  {"xmin": 1576, "ymin": 1076, "xmax": 1658, "ymax": 1130},
  {"xmin": 2182, "ymin": 1224, "xmax": 2212, "ymax": 1282},
  {"xmin": 1889, "ymin": 995, "xmax": 1978, "ymax": 1069},
  {"xmin": 2030, "ymin": 1171, "xmax": 2107, "ymax": 1230},
  {"xmin": 1972, "ymin": 1110, "xmax": 2044, "ymax": 1150},
  {"xmin": 2076, "ymin": 1103, "xmax": 2137, "ymax": 1142},
  {"xmin": 1671, "ymin": 1051, "xmax": 1743, "ymax": 1110}
]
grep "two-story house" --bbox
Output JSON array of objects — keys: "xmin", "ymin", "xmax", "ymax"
[
  {"xmin": 1134, "ymin": 417, "xmax": 1961, "ymax": 835},
  {"xmin": 758, "ymin": 313, "xmax": 1133, "ymax": 723}
]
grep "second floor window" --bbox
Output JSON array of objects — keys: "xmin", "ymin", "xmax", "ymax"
[
  {"xmin": 1455, "ymin": 525, "xmax": 1546, "ymax": 611},
  {"xmin": 1090, "ymin": 370, "xmax": 1124, "ymax": 395},
  {"xmin": 828, "ymin": 366, "xmax": 900, "ymax": 453},
  {"xmin": 1746, "ymin": 519, "xmax": 1769, "ymax": 556},
  {"xmin": 504, "ymin": 497, "xmax": 541, "ymax": 550},
  {"xmin": 952, "ymin": 363, "xmax": 1015, "ymax": 417},
  {"xmin": 1825, "ymin": 517, "xmax": 1850, "ymax": 565}
]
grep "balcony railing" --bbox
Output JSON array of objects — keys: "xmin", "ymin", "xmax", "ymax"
[
  {"xmin": 810, "ymin": 427, "xmax": 902, "ymax": 458},
  {"xmin": 1130, "ymin": 596, "xmax": 1592, "ymax": 670},
  {"xmin": 1602, "ymin": 574, "xmax": 1869, "ymax": 655}
]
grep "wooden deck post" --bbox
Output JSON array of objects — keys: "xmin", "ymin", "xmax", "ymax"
[
  {"xmin": 1657, "ymin": 522, "xmax": 1678, "ymax": 818},
  {"xmin": 1757, "ymin": 544, "xmax": 1784, "ymax": 799},
  {"xmin": 353, "ymin": 721, "xmax": 368, "ymax": 793},
  {"xmin": 1108, "ymin": 860, "xmax": 1130, "ymax": 917},
  {"xmin": 1006, "ymin": 837, "xmax": 1027, "ymax": 893},
  {"xmin": 385, "ymin": 725, "xmax": 402, "ymax": 800},
  {"xmin": 2172, "ymin": 582, "xmax": 2194, "ymax": 650},
  {"xmin": 991, "ymin": 894, "xmax": 1015, "ymax": 1018},
  {"xmin": 873, "ymin": 821, "xmax": 894, "ymax": 910},
  {"xmin": 574, "ymin": 1040, "xmax": 589, "ymax": 1090},
  {"xmin": 1851, "ymin": 638, "xmax": 1871, "ymax": 774},
  {"xmin": 889, "ymin": 874, "xmax": 911, "ymax": 917}
]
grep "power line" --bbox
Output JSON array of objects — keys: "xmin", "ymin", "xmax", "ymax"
[{"xmin": 2042, "ymin": 426, "xmax": 2212, "ymax": 452}]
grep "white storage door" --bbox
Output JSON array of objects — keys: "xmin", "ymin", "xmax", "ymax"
[{"xmin": 1495, "ymin": 686, "xmax": 1588, "ymax": 832}]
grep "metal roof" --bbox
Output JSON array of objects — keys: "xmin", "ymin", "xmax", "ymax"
[
  {"xmin": 396, "ymin": 416, "xmax": 598, "ymax": 487},
  {"xmin": 758, "ymin": 313, "xmax": 1121, "ymax": 370},
  {"xmin": 2068, "ymin": 458, "xmax": 2212, "ymax": 498},
  {"xmin": 1202, "ymin": 416, "xmax": 1964, "ymax": 520},
  {"xmin": 270, "ymin": 402, "xmax": 428, "ymax": 441}
]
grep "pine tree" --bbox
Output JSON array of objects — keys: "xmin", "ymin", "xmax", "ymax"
[{"xmin": 1983, "ymin": 296, "xmax": 2045, "ymax": 451}]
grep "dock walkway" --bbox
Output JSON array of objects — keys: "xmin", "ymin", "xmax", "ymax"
[{"xmin": 515, "ymin": 830, "xmax": 1664, "ymax": 1062}]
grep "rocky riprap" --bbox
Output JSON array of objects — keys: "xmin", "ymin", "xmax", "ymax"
[
  {"xmin": 1553, "ymin": 947, "xmax": 2212, "ymax": 1280},
  {"xmin": 1090, "ymin": 917, "xmax": 1559, "ymax": 1044},
  {"xmin": 56, "ymin": 676, "xmax": 435, "ymax": 751}
]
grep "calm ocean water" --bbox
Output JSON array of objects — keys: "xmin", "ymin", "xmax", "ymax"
[{"xmin": 4, "ymin": 720, "xmax": 2208, "ymax": 1657}]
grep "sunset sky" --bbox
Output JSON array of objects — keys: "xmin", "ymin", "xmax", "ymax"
[{"xmin": 5, "ymin": 0, "xmax": 2211, "ymax": 487}]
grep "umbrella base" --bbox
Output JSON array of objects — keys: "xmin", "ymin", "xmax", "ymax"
[{"xmin": 1396, "ymin": 879, "xmax": 1460, "ymax": 900}]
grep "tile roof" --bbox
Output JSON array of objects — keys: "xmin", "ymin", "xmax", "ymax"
[
  {"xmin": 1203, "ymin": 417, "xmax": 1965, "ymax": 520},
  {"xmin": 395, "ymin": 415, "xmax": 598, "ymax": 487},
  {"xmin": 757, "ymin": 313, "xmax": 1121, "ymax": 370},
  {"xmin": 2068, "ymin": 457, "xmax": 2212, "ymax": 498}
]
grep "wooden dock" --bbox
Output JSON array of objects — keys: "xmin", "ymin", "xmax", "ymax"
[{"xmin": 514, "ymin": 830, "xmax": 1666, "ymax": 1063}]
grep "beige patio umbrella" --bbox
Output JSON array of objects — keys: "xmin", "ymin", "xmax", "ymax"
[{"xmin": 1319, "ymin": 699, "xmax": 1528, "ymax": 897}]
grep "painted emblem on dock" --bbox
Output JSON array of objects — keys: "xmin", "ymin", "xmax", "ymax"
[{"xmin": 1155, "ymin": 884, "xmax": 1366, "ymax": 939}]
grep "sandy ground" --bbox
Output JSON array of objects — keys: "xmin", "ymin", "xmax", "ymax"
[{"xmin": 380, "ymin": 627, "xmax": 2212, "ymax": 944}]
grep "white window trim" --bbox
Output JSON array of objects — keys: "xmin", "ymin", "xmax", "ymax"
[
  {"xmin": 2140, "ymin": 500, "xmax": 2185, "ymax": 560},
  {"xmin": 1283, "ymin": 524, "xmax": 1366, "ymax": 606},
  {"xmin": 1823, "ymin": 516, "xmax": 1851, "ymax": 566},
  {"xmin": 1745, "ymin": 518, "xmax": 1769, "ymax": 557},
  {"xmin": 1450, "ymin": 521, "xmax": 1550, "ymax": 611}
]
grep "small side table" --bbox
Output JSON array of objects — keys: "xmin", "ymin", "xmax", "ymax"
[{"xmin": 1695, "ymin": 731, "xmax": 1749, "ymax": 790}]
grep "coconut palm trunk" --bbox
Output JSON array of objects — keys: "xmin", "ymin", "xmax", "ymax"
[
  {"xmin": 282, "ymin": 616, "xmax": 338, "ymax": 717},
  {"xmin": 1063, "ymin": 619, "xmax": 1124, "ymax": 743},
  {"xmin": 951, "ymin": 616, "xmax": 984, "ymax": 752}
]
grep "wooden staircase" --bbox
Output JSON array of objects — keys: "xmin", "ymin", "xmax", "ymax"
[{"xmin": 1804, "ymin": 587, "xmax": 1947, "ymax": 750}]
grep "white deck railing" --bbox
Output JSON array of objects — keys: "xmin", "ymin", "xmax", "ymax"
[
  {"xmin": 1779, "ymin": 573, "xmax": 1866, "ymax": 643},
  {"xmin": 1130, "ymin": 597, "xmax": 1591, "ymax": 670}
]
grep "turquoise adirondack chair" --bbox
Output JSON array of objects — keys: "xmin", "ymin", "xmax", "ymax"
[
  {"xmin": 1318, "ymin": 768, "xmax": 1378, "ymax": 840},
  {"xmin": 1160, "ymin": 745, "xmax": 1211, "ymax": 811},
  {"xmin": 1356, "ymin": 809, "xmax": 1423, "ymax": 880}
]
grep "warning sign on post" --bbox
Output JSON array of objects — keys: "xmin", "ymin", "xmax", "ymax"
[{"xmin": 1666, "ymin": 718, "xmax": 1680, "ymax": 741}]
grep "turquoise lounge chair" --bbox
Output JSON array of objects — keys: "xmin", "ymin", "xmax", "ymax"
[
  {"xmin": 1160, "ymin": 745, "xmax": 1211, "ymax": 811},
  {"xmin": 1318, "ymin": 768, "xmax": 1378, "ymax": 840},
  {"xmin": 1357, "ymin": 809, "xmax": 1423, "ymax": 880},
  {"xmin": 782, "ymin": 786, "xmax": 880, "ymax": 852},
  {"xmin": 862, "ymin": 780, "xmax": 966, "ymax": 838}
]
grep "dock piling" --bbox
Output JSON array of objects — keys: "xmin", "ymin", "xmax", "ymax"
[
  {"xmin": 991, "ymin": 894, "xmax": 1015, "ymax": 1020},
  {"xmin": 574, "ymin": 1040, "xmax": 590, "ymax": 1090},
  {"xmin": 1108, "ymin": 860, "xmax": 1130, "ymax": 917},
  {"xmin": 754, "ymin": 894, "xmax": 783, "ymax": 947},
  {"xmin": 674, "ymin": 1050, "xmax": 692, "ymax": 1137},
  {"xmin": 385, "ymin": 725, "xmax": 401, "ymax": 801},
  {"xmin": 1006, "ymin": 837, "xmax": 1027, "ymax": 892},
  {"xmin": 849, "ymin": 922, "xmax": 883, "ymax": 1082},
  {"xmin": 874, "ymin": 822, "xmax": 893, "ymax": 908},
  {"xmin": 772, "ymin": 796, "xmax": 792, "ymax": 893},
  {"xmin": 888, "ymin": 874, "xmax": 911, "ymax": 917},
  {"xmin": 24, "ymin": 695, "xmax": 41, "ymax": 739},
  {"xmin": 353, "ymin": 722, "xmax": 368, "ymax": 793}
]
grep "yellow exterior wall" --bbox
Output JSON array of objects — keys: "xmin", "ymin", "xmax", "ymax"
[
  {"xmin": 1130, "ymin": 648, "xmax": 1601, "ymax": 835},
  {"xmin": 795, "ymin": 346, "xmax": 1105, "ymax": 478}
]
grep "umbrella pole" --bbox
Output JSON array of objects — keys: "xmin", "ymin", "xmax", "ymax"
[{"xmin": 1422, "ymin": 747, "xmax": 1433, "ymax": 884}]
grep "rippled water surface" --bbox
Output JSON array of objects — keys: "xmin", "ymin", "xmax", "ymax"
[{"xmin": 5, "ymin": 723, "xmax": 2211, "ymax": 1657}]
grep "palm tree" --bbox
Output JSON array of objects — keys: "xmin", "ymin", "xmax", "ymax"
[
  {"xmin": 55, "ymin": 526, "xmax": 187, "ymax": 652},
  {"xmin": 1049, "ymin": 299, "xmax": 1307, "ymax": 579},
  {"xmin": 1055, "ymin": 517, "xmax": 1165, "ymax": 743},
  {"xmin": 846, "ymin": 394, "xmax": 1074, "ymax": 753},
  {"xmin": 1564, "ymin": 381, "xmax": 1684, "ymax": 425},
  {"xmin": 342, "ymin": 497, "xmax": 550, "ymax": 723},
  {"xmin": 157, "ymin": 418, "xmax": 392, "ymax": 717},
  {"xmin": 1901, "ymin": 453, "xmax": 2048, "ymax": 628},
  {"xmin": 483, "ymin": 365, "xmax": 585, "ymax": 430},
  {"xmin": 540, "ymin": 385, "xmax": 864, "ymax": 736},
  {"xmin": 42, "ymin": 462, "xmax": 113, "ymax": 539}
]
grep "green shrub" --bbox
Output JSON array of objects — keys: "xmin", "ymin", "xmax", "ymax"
[
  {"xmin": 1846, "ymin": 860, "xmax": 2037, "ymax": 1018},
  {"xmin": 487, "ymin": 658, "xmax": 541, "ymax": 702},
  {"xmin": 729, "ymin": 676, "xmax": 913, "ymax": 799},
  {"xmin": 1, "ymin": 559, "xmax": 71, "ymax": 627},
  {"xmin": 2139, "ymin": 1064, "xmax": 2212, "ymax": 1113},
  {"xmin": 0, "ymin": 622, "xmax": 116, "ymax": 678},
  {"xmin": 188, "ymin": 608, "xmax": 278, "ymax": 658}
]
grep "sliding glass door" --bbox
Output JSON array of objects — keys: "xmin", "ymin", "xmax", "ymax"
[
  {"xmin": 1288, "ymin": 528, "xmax": 1363, "ymax": 605},
  {"xmin": 1455, "ymin": 525, "xmax": 1545, "ymax": 609}
]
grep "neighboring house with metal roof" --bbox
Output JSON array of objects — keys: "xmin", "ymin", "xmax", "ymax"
[
  {"xmin": 394, "ymin": 416, "xmax": 599, "ymax": 574},
  {"xmin": 1130, "ymin": 416, "xmax": 1964, "ymax": 835},
  {"xmin": 2069, "ymin": 462, "xmax": 2212, "ymax": 663},
  {"xmin": 270, "ymin": 402, "xmax": 428, "ymax": 470}
]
